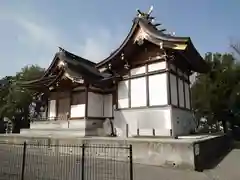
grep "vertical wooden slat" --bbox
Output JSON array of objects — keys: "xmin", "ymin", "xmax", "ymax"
[
  {"xmin": 146, "ymin": 64, "xmax": 150, "ymax": 107},
  {"xmin": 85, "ymin": 85, "xmax": 88, "ymax": 118},
  {"xmin": 176, "ymin": 68, "xmax": 180, "ymax": 107}
]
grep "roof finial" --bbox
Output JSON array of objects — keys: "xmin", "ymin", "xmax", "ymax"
[
  {"xmin": 147, "ymin": 5, "xmax": 153, "ymax": 16},
  {"xmin": 136, "ymin": 5, "xmax": 154, "ymax": 19},
  {"xmin": 58, "ymin": 47, "xmax": 65, "ymax": 52}
]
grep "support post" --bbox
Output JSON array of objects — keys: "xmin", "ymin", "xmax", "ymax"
[
  {"xmin": 126, "ymin": 124, "xmax": 129, "ymax": 137},
  {"xmin": 21, "ymin": 141, "xmax": 27, "ymax": 180},
  {"xmin": 152, "ymin": 128, "xmax": 155, "ymax": 136},
  {"xmin": 67, "ymin": 112, "xmax": 70, "ymax": 128},
  {"xmin": 129, "ymin": 144, "xmax": 133, "ymax": 180},
  {"xmin": 81, "ymin": 143, "xmax": 85, "ymax": 180}
]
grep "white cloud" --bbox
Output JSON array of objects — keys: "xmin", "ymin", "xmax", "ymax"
[
  {"xmin": 13, "ymin": 16, "xmax": 126, "ymax": 65},
  {"xmin": 0, "ymin": 6, "xmax": 127, "ymax": 74},
  {"xmin": 13, "ymin": 18, "xmax": 60, "ymax": 68},
  {"xmin": 77, "ymin": 27, "xmax": 124, "ymax": 62},
  {"xmin": 16, "ymin": 18, "xmax": 59, "ymax": 49}
]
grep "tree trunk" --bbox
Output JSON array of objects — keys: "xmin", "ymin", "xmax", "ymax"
[{"xmin": 222, "ymin": 120, "xmax": 227, "ymax": 133}]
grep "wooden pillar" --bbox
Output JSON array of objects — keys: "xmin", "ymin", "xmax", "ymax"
[
  {"xmin": 146, "ymin": 64, "xmax": 150, "ymax": 106},
  {"xmin": 128, "ymin": 71, "xmax": 131, "ymax": 108},
  {"xmin": 176, "ymin": 68, "xmax": 180, "ymax": 107},
  {"xmin": 188, "ymin": 75, "xmax": 192, "ymax": 110},
  {"xmin": 115, "ymin": 84, "xmax": 118, "ymax": 110},
  {"xmin": 183, "ymin": 74, "xmax": 186, "ymax": 108},
  {"xmin": 69, "ymin": 89, "xmax": 73, "ymax": 119},
  {"xmin": 166, "ymin": 61, "xmax": 172, "ymax": 105},
  {"xmin": 84, "ymin": 84, "xmax": 89, "ymax": 119},
  {"xmin": 56, "ymin": 92, "xmax": 59, "ymax": 121},
  {"xmin": 45, "ymin": 98, "xmax": 49, "ymax": 120}
]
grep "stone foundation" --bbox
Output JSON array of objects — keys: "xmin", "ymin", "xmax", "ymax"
[{"xmin": 20, "ymin": 119, "xmax": 110, "ymax": 137}]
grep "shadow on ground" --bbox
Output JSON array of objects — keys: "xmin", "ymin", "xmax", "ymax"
[
  {"xmin": 199, "ymin": 147, "xmax": 232, "ymax": 170},
  {"xmin": 233, "ymin": 141, "xmax": 240, "ymax": 149},
  {"xmin": 195, "ymin": 137, "xmax": 234, "ymax": 171},
  {"xmin": 198, "ymin": 139, "xmax": 240, "ymax": 171}
]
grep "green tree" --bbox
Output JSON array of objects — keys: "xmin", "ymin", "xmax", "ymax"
[
  {"xmin": 0, "ymin": 65, "xmax": 44, "ymax": 133},
  {"xmin": 191, "ymin": 52, "xmax": 240, "ymax": 132}
]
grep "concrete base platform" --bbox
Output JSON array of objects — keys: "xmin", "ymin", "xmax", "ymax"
[{"xmin": 0, "ymin": 134, "xmax": 231, "ymax": 171}]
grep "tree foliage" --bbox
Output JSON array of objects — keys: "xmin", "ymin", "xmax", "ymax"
[
  {"xmin": 191, "ymin": 52, "xmax": 240, "ymax": 132},
  {"xmin": 0, "ymin": 65, "xmax": 44, "ymax": 132}
]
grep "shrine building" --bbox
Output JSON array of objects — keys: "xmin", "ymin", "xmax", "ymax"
[{"xmin": 19, "ymin": 8, "xmax": 208, "ymax": 137}]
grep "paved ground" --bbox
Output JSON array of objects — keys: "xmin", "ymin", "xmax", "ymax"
[
  {"xmin": 134, "ymin": 149, "xmax": 240, "ymax": 180},
  {"xmin": 0, "ymin": 144, "xmax": 240, "ymax": 180},
  {"xmin": 0, "ymin": 144, "xmax": 130, "ymax": 180}
]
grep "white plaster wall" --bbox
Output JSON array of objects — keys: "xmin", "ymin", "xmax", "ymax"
[
  {"xmin": 48, "ymin": 100, "xmax": 56, "ymax": 119},
  {"xmin": 149, "ymin": 73, "xmax": 168, "ymax": 106},
  {"xmin": 148, "ymin": 61, "xmax": 166, "ymax": 72},
  {"xmin": 114, "ymin": 107, "xmax": 172, "ymax": 137},
  {"xmin": 103, "ymin": 94, "xmax": 113, "ymax": 117},
  {"xmin": 171, "ymin": 107, "xmax": 196, "ymax": 136},
  {"xmin": 118, "ymin": 80, "xmax": 129, "ymax": 108},
  {"xmin": 70, "ymin": 92, "xmax": 85, "ymax": 118},
  {"xmin": 130, "ymin": 66, "xmax": 146, "ymax": 76},
  {"xmin": 131, "ymin": 77, "xmax": 146, "ymax": 107},
  {"xmin": 70, "ymin": 104, "xmax": 85, "ymax": 118},
  {"xmin": 88, "ymin": 92, "xmax": 103, "ymax": 117},
  {"xmin": 170, "ymin": 74, "xmax": 178, "ymax": 106}
]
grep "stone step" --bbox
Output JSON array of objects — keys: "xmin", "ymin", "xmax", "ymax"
[
  {"xmin": 20, "ymin": 128, "xmax": 104, "ymax": 137},
  {"xmin": 30, "ymin": 120, "xmax": 104, "ymax": 130}
]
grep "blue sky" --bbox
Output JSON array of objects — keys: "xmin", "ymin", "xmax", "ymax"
[{"xmin": 0, "ymin": 0, "xmax": 239, "ymax": 77}]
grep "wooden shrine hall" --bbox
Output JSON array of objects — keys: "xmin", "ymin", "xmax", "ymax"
[{"xmin": 19, "ymin": 7, "xmax": 208, "ymax": 137}]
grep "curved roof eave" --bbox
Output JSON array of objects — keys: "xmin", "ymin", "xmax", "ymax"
[
  {"xmin": 62, "ymin": 48, "xmax": 96, "ymax": 67},
  {"xmin": 20, "ymin": 48, "xmax": 117, "ymax": 89},
  {"xmin": 41, "ymin": 48, "xmax": 97, "ymax": 79},
  {"xmin": 95, "ymin": 19, "xmax": 139, "ymax": 68},
  {"xmin": 183, "ymin": 40, "xmax": 210, "ymax": 73},
  {"xmin": 95, "ymin": 17, "xmax": 193, "ymax": 69},
  {"xmin": 138, "ymin": 18, "xmax": 189, "ymax": 44},
  {"xmin": 41, "ymin": 52, "xmax": 62, "ymax": 78},
  {"xmin": 17, "ymin": 76, "xmax": 57, "ymax": 86},
  {"xmin": 63, "ymin": 53, "xmax": 113, "ymax": 80},
  {"xmin": 134, "ymin": 19, "xmax": 209, "ymax": 73},
  {"xmin": 16, "ymin": 70, "xmax": 64, "ymax": 92}
]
